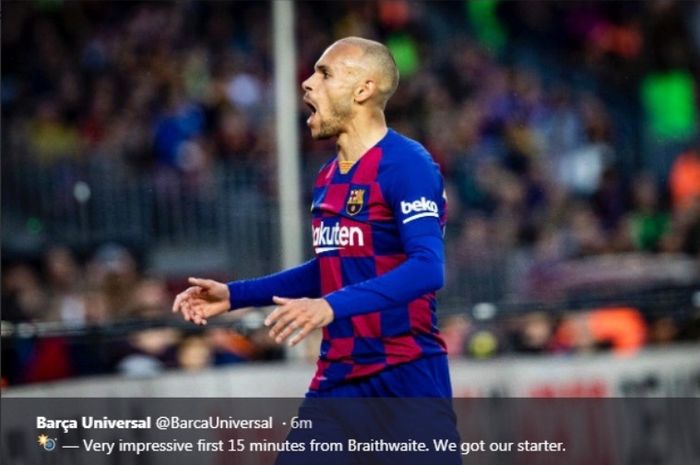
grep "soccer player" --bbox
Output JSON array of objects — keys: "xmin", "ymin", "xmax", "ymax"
[
  {"xmin": 173, "ymin": 37, "xmax": 452, "ymax": 398},
  {"xmin": 174, "ymin": 36, "xmax": 461, "ymax": 465}
]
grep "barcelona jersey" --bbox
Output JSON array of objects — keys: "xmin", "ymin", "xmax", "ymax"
[{"xmin": 310, "ymin": 129, "xmax": 448, "ymax": 392}]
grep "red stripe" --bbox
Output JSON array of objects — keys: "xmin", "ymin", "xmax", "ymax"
[
  {"xmin": 310, "ymin": 360, "xmax": 330, "ymax": 390},
  {"xmin": 351, "ymin": 147, "xmax": 383, "ymax": 184},
  {"xmin": 319, "ymin": 256, "xmax": 343, "ymax": 294},
  {"xmin": 326, "ymin": 337, "xmax": 354, "ymax": 360},
  {"xmin": 408, "ymin": 295, "xmax": 434, "ymax": 333},
  {"xmin": 315, "ymin": 160, "xmax": 337, "ymax": 187},
  {"xmin": 385, "ymin": 335, "xmax": 422, "ymax": 365},
  {"xmin": 368, "ymin": 182, "xmax": 393, "ymax": 221},
  {"xmin": 352, "ymin": 312, "xmax": 382, "ymax": 338},
  {"xmin": 374, "ymin": 254, "xmax": 406, "ymax": 276},
  {"xmin": 319, "ymin": 183, "xmax": 349, "ymax": 214},
  {"xmin": 349, "ymin": 362, "xmax": 385, "ymax": 378}
]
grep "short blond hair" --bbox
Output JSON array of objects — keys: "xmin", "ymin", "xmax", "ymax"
[{"xmin": 335, "ymin": 36, "xmax": 399, "ymax": 108}]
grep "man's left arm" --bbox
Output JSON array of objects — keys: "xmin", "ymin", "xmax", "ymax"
[
  {"xmin": 267, "ymin": 150, "xmax": 446, "ymax": 345},
  {"xmin": 266, "ymin": 228, "xmax": 443, "ymax": 345}
]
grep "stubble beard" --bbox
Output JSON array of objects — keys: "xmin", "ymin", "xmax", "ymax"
[{"xmin": 314, "ymin": 98, "xmax": 353, "ymax": 140}]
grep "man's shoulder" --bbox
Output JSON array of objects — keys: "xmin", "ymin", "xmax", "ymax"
[
  {"xmin": 379, "ymin": 129, "xmax": 439, "ymax": 174},
  {"xmin": 381, "ymin": 129, "xmax": 432, "ymax": 159}
]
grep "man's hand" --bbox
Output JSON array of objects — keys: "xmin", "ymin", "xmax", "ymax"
[
  {"xmin": 265, "ymin": 297, "xmax": 334, "ymax": 346},
  {"xmin": 172, "ymin": 277, "xmax": 230, "ymax": 325}
]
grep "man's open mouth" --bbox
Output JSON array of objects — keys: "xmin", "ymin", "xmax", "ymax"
[
  {"xmin": 304, "ymin": 99, "xmax": 317, "ymax": 115},
  {"xmin": 304, "ymin": 98, "xmax": 317, "ymax": 126}
]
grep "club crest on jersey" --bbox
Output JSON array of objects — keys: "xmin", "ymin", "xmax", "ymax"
[{"xmin": 346, "ymin": 188, "xmax": 366, "ymax": 216}]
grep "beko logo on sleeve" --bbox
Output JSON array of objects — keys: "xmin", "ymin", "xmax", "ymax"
[{"xmin": 399, "ymin": 197, "xmax": 439, "ymax": 223}]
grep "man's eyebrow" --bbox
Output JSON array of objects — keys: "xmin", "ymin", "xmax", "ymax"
[{"xmin": 315, "ymin": 63, "xmax": 330, "ymax": 73}]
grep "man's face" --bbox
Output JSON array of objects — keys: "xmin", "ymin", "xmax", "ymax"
[{"xmin": 301, "ymin": 43, "xmax": 361, "ymax": 139}]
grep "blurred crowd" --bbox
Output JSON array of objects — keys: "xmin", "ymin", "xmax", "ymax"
[
  {"xmin": 441, "ymin": 302, "xmax": 700, "ymax": 361},
  {"xmin": 1, "ymin": 243, "xmax": 283, "ymax": 386},
  {"xmin": 2, "ymin": 1, "xmax": 700, "ymax": 385}
]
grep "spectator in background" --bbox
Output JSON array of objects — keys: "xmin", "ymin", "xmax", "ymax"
[
  {"xmin": 86, "ymin": 244, "xmax": 139, "ymax": 320},
  {"xmin": 176, "ymin": 335, "xmax": 212, "ymax": 371},
  {"xmin": 669, "ymin": 142, "xmax": 700, "ymax": 213},
  {"xmin": 626, "ymin": 174, "xmax": 669, "ymax": 252},
  {"xmin": 665, "ymin": 141, "xmax": 700, "ymax": 257},
  {"xmin": 553, "ymin": 307, "xmax": 647, "ymax": 356},
  {"xmin": 439, "ymin": 314, "xmax": 471, "ymax": 358},
  {"xmin": 567, "ymin": 202, "xmax": 608, "ymax": 257},
  {"xmin": 662, "ymin": 195, "xmax": 700, "ymax": 258},
  {"xmin": 125, "ymin": 276, "xmax": 171, "ymax": 319},
  {"xmin": 153, "ymin": 86, "xmax": 206, "ymax": 172},
  {"xmin": 508, "ymin": 311, "xmax": 556, "ymax": 354},
  {"xmin": 43, "ymin": 245, "xmax": 85, "ymax": 324},
  {"xmin": 27, "ymin": 99, "xmax": 80, "ymax": 166},
  {"xmin": 1, "ymin": 263, "xmax": 48, "ymax": 323},
  {"xmin": 206, "ymin": 328, "xmax": 255, "ymax": 365},
  {"xmin": 116, "ymin": 326, "xmax": 180, "ymax": 377}
]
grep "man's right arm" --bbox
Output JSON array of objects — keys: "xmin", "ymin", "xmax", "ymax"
[{"xmin": 227, "ymin": 258, "xmax": 321, "ymax": 310}]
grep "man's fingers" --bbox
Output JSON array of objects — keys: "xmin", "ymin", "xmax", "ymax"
[
  {"xmin": 188, "ymin": 277, "xmax": 213, "ymax": 289},
  {"xmin": 289, "ymin": 321, "xmax": 316, "ymax": 346},
  {"xmin": 192, "ymin": 312, "xmax": 207, "ymax": 326},
  {"xmin": 265, "ymin": 297, "xmax": 296, "ymax": 326},
  {"xmin": 172, "ymin": 287, "xmax": 200, "ymax": 313},
  {"xmin": 181, "ymin": 300, "xmax": 192, "ymax": 322},
  {"xmin": 269, "ymin": 310, "xmax": 298, "ymax": 339},
  {"xmin": 172, "ymin": 288, "xmax": 193, "ymax": 313},
  {"xmin": 272, "ymin": 296, "xmax": 292, "ymax": 305},
  {"xmin": 265, "ymin": 305, "xmax": 286, "ymax": 327},
  {"xmin": 173, "ymin": 284, "xmax": 226, "ymax": 326},
  {"xmin": 183, "ymin": 296, "xmax": 202, "ymax": 322},
  {"xmin": 273, "ymin": 318, "xmax": 301, "ymax": 344},
  {"xmin": 264, "ymin": 309, "xmax": 277, "ymax": 327},
  {"xmin": 192, "ymin": 304, "xmax": 208, "ymax": 323},
  {"xmin": 172, "ymin": 292, "xmax": 185, "ymax": 313},
  {"xmin": 265, "ymin": 299, "xmax": 330, "ymax": 343}
]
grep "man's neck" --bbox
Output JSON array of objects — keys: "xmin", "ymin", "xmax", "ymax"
[{"xmin": 335, "ymin": 113, "xmax": 388, "ymax": 164}]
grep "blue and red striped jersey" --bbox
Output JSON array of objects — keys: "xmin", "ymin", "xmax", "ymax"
[
  {"xmin": 309, "ymin": 128, "xmax": 448, "ymax": 392},
  {"xmin": 227, "ymin": 128, "xmax": 449, "ymax": 392}
]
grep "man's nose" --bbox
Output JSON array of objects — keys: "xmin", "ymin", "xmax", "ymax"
[{"xmin": 302, "ymin": 76, "xmax": 313, "ymax": 92}]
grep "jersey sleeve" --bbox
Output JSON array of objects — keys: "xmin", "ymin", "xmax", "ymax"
[
  {"xmin": 324, "ymin": 148, "xmax": 447, "ymax": 319},
  {"xmin": 381, "ymin": 147, "xmax": 446, "ymax": 240},
  {"xmin": 227, "ymin": 258, "xmax": 321, "ymax": 310}
]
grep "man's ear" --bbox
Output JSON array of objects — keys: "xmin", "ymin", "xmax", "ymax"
[{"xmin": 354, "ymin": 79, "xmax": 376, "ymax": 104}]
